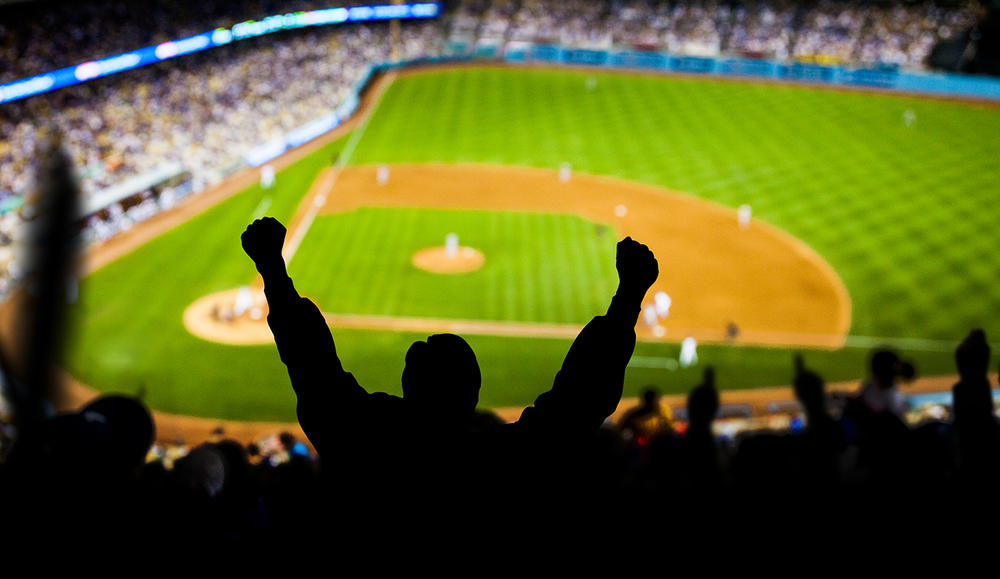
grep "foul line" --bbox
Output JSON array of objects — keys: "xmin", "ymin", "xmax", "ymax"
[
  {"xmin": 841, "ymin": 334, "xmax": 979, "ymax": 352},
  {"xmin": 250, "ymin": 196, "xmax": 272, "ymax": 220},
  {"xmin": 282, "ymin": 71, "xmax": 397, "ymax": 264},
  {"xmin": 317, "ymin": 311, "xmax": 988, "ymax": 353}
]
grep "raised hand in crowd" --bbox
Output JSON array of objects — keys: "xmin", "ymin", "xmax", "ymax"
[
  {"xmin": 615, "ymin": 235, "xmax": 659, "ymax": 300},
  {"xmin": 241, "ymin": 216, "xmax": 287, "ymax": 278}
]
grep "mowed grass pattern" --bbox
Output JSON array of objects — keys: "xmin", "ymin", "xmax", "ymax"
[
  {"xmin": 290, "ymin": 208, "xmax": 618, "ymax": 323},
  {"xmin": 353, "ymin": 68, "xmax": 1000, "ymax": 342},
  {"xmin": 63, "ymin": 67, "xmax": 1000, "ymax": 420}
]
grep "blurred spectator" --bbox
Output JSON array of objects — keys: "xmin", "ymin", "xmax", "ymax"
[{"xmin": 618, "ymin": 386, "xmax": 674, "ymax": 445}]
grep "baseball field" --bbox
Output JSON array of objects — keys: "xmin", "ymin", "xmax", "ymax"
[{"xmin": 62, "ymin": 66, "xmax": 1000, "ymax": 424}]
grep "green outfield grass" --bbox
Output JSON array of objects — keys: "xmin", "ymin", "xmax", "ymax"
[{"xmin": 65, "ymin": 67, "xmax": 1000, "ymax": 421}]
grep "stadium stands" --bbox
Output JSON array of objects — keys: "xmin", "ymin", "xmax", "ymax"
[
  {"xmin": 0, "ymin": 0, "xmax": 372, "ymax": 83},
  {"xmin": 0, "ymin": 18, "xmax": 446, "ymax": 296},
  {"xmin": 451, "ymin": 0, "xmax": 982, "ymax": 64},
  {"xmin": 1, "ymin": 1, "xmax": 998, "ymax": 542}
]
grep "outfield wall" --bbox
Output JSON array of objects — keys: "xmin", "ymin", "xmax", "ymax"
[
  {"xmin": 244, "ymin": 47, "xmax": 1000, "ymax": 171},
  {"xmin": 453, "ymin": 41, "xmax": 1000, "ymax": 102}
]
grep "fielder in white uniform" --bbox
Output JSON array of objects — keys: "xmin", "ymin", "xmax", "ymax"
[
  {"xmin": 738, "ymin": 204, "xmax": 752, "ymax": 231},
  {"xmin": 654, "ymin": 291, "xmax": 671, "ymax": 318},
  {"xmin": 679, "ymin": 337, "xmax": 698, "ymax": 368},
  {"xmin": 558, "ymin": 162, "xmax": 572, "ymax": 183},
  {"xmin": 260, "ymin": 165, "xmax": 276, "ymax": 189},
  {"xmin": 643, "ymin": 304, "xmax": 658, "ymax": 327},
  {"xmin": 234, "ymin": 285, "xmax": 253, "ymax": 317}
]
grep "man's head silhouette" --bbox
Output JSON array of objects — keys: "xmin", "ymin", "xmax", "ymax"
[
  {"xmin": 870, "ymin": 349, "xmax": 915, "ymax": 389},
  {"xmin": 402, "ymin": 333, "xmax": 481, "ymax": 418}
]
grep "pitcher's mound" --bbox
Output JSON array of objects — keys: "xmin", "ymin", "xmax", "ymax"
[{"xmin": 412, "ymin": 246, "xmax": 485, "ymax": 274}]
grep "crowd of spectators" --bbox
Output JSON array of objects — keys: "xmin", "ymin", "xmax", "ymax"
[
  {"xmin": 0, "ymin": 17, "xmax": 446, "ymax": 297},
  {"xmin": 0, "ymin": 0, "xmax": 393, "ymax": 83},
  {"xmin": 727, "ymin": 1, "xmax": 797, "ymax": 59},
  {"xmin": 2, "ymin": 332, "xmax": 998, "ymax": 546},
  {"xmin": 454, "ymin": 0, "xmax": 983, "ymax": 66},
  {"xmin": 0, "ymin": 19, "xmax": 445, "ymax": 200}
]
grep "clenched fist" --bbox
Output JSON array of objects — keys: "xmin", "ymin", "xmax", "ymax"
[
  {"xmin": 242, "ymin": 217, "xmax": 286, "ymax": 273},
  {"xmin": 616, "ymin": 236, "xmax": 658, "ymax": 293}
]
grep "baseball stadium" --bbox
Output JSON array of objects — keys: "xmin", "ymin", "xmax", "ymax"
[{"xmin": 2, "ymin": 0, "xmax": 1000, "ymax": 542}]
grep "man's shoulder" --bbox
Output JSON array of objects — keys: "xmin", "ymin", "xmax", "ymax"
[
  {"xmin": 304, "ymin": 385, "xmax": 402, "ymax": 417},
  {"xmin": 367, "ymin": 391, "xmax": 406, "ymax": 409}
]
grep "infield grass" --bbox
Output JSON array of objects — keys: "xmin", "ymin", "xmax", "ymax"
[
  {"xmin": 65, "ymin": 67, "xmax": 1000, "ymax": 421},
  {"xmin": 292, "ymin": 208, "xmax": 618, "ymax": 323}
]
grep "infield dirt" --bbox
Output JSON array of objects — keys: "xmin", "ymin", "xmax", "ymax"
[
  {"xmin": 186, "ymin": 163, "xmax": 852, "ymax": 349},
  {"xmin": 411, "ymin": 246, "xmax": 486, "ymax": 274}
]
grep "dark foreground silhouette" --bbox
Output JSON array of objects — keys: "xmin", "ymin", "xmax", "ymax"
[
  {"xmin": 241, "ymin": 216, "xmax": 659, "ymax": 524},
  {"xmin": 3, "ymin": 154, "xmax": 1000, "ymax": 552}
]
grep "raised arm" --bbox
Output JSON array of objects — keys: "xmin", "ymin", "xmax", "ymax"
[
  {"xmin": 521, "ymin": 236, "xmax": 658, "ymax": 431},
  {"xmin": 241, "ymin": 217, "xmax": 366, "ymax": 452}
]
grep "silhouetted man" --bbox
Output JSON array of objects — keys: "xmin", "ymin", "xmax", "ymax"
[
  {"xmin": 952, "ymin": 329, "xmax": 998, "ymax": 487},
  {"xmin": 241, "ymin": 216, "xmax": 658, "ymax": 515},
  {"xmin": 791, "ymin": 355, "xmax": 845, "ymax": 490}
]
